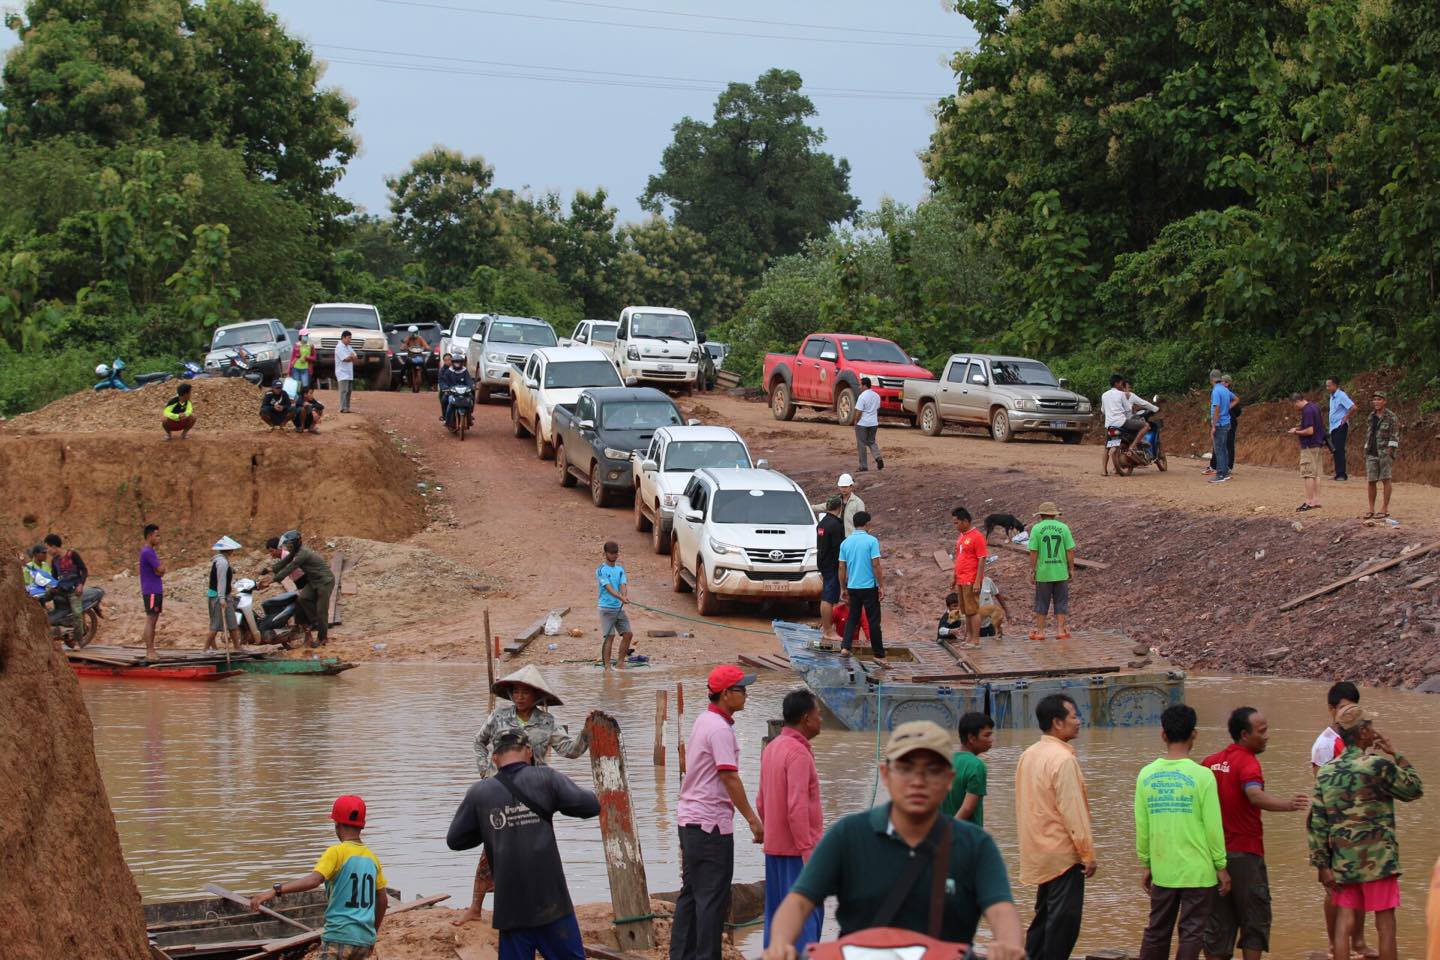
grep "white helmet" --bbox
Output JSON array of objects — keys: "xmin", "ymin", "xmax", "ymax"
[
  {"xmin": 408, "ymin": 325, "xmax": 418, "ymax": 333},
  {"xmin": 235, "ymin": 577, "xmax": 257, "ymax": 593},
  {"xmin": 96, "ymin": 363, "xmax": 111, "ymax": 376}
]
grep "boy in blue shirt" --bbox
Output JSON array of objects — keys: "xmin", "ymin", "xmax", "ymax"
[
  {"xmin": 251, "ymin": 795, "xmax": 387, "ymax": 959},
  {"xmin": 597, "ymin": 540, "xmax": 634, "ymax": 671},
  {"xmin": 838, "ymin": 511, "xmax": 887, "ymax": 668}
]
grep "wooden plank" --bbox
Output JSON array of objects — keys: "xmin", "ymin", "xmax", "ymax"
[
  {"xmin": 1278, "ymin": 541, "xmax": 1440, "ymax": 611},
  {"xmin": 933, "ymin": 549, "xmax": 951, "ymax": 571},
  {"xmin": 646, "ymin": 629, "xmax": 677, "ymax": 638},
  {"xmin": 675, "ymin": 682, "xmax": 687, "ymax": 779},
  {"xmin": 587, "ymin": 711, "xmax": 656, "ymax": 951},
  {"xmin": 716, "ymin": 370, "xmax": 741, "ymax": 388},
  {"xmin": 1409, "ymin": 575, "xmax": 1438, "ymax": 590},
  {"xmin": 327, "ymin": 553, "xmax": 345, "ymax": 625},
  {"xmin": 653, "ymin": 690, "xmax": 667, "ymax": 766},
  {"xmin": 504, "ymin": 606, "xmax": 571, "ymax": 655},
  {"xmin": 997, "ymin": 540, "xmax": 1110, "ymax": 570},
  {"xmin": 738, "ymin": 653, "xmax": 780, "ymax": 671},
  {"xmin": 233, "ymin": 894, "xmax": 448, "ymax": 959}
]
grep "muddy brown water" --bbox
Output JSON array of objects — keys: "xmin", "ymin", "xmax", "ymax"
[{"xmin": 83, "ymin": 667, "xmax": 1440, "ymax": 957}]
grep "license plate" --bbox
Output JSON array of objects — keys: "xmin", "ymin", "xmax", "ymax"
[
  {"xmin": 763, "ymin": 581, "xmax": 788, "ymax": 592},
  {"xmin": 1050, "ymin": 420, "xmax": 1068, "ymax": 428},
  {"xmin": 658, "ymin": 363, "xmax": 674, "ymax": 371}
]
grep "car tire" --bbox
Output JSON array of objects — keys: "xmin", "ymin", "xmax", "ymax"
[
  {"xmin": 634, "ymin": 493, "xmax": 652, "ymax": 532},
  {"xmin": 1060, "ymin": 432, "xmax": 1082, "ymax": 444},
  {"xmin": 370, "ymin": 363, "xmax": 391, "ymax": 391},
  {"xmin": 920, "ymin": 402, "xmax": 943, "ymax": 437},
  {"xmin": 511, "ymin": 401, "xmax": 529, "ymax": 437},
  {"xmin": 556, "ymin": 442, "xmax": 576, "ymax": 486},
  {"xmin": 835, "ymin": 386, "xmax": 857, "ymax": 426},
  {"xmin": 671, "ymin": 541, "xmax": 692, "ymax": 593},
  {"xmin": 653, "ymin": 518, "xmax": 671, "ymax": 555},
  {"xmin": 477, "ymin": 384, "xmax": 491, "ymax": 403},
  {"xmin": 770, "ymin": 381, "xmax": 796, "ymax": 421},
  {"xmin": 990, "ymin": 407, "xmax": 1013, "ymax": 443},
  {"xmin": 695, "ymin": 561, "xmax": 721, "ymax": 616},
  {"xmin": 535, "ymin": 420, "xmax": 554, "ymax": 460},
  {"xmin": 590, "ymin": 463, "xmax": 609, "ymax": 507}
]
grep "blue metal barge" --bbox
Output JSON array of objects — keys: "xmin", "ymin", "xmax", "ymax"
[{"xmin": 772, "ymin": 620, "xmax": 1185, "ymax": 732}]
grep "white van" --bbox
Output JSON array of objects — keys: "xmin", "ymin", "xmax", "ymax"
[{"xmin": 610, "ymin": 306, "xmax": 703, "ymax": 392}]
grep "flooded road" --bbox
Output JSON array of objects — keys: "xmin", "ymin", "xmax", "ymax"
[{"xmin": 84, "ymin": 666, "xmax": 1440, "ymax": 956}]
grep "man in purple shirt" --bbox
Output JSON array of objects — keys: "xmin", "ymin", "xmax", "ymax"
[
  {"xmin": 1289, "ymin": 392, "xmax": 1326, "ymax": 512},
  {"xmin": 671, "ymin": 665, "xmax": 763, "ymax": 960},
  {"xmin": 139, "ymin": 523, "xmax": 166, "ymax": 660}
]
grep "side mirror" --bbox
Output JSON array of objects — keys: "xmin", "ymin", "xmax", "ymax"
[
  {"xmin": 641, "ymin": 459, "xmax": 659, "ymax": 473},
  {"xmin": 755, "ymin": 458, "xmax": 769, "ymax": 469},
  {"xmin": 579, "ymin": 419, "xmax": 595, "ymax": 431},
  {"xmin": 699, "ymin": 332, "xmax": 708, "ymax": 343},
  {"xmin": 525, "ymin": 378, "xmax": 538, "ymax": 390},
  {"xmin": 971, "ymin": 375, "xmax": 986, "ymax": 385},
  {"xmin": 624, "ymin": 376, "xmax": 639, "ymax": 386},
  {"xmin": 687, "ymin": 418, "xmax": 701, "ymax": 426},
  {"xmin": 683, "ymin": 509, "xmax": 703, "ymax": 523},
  {"xmin": 819, "ymin": 351, "xmax": 837, "ymax": 362},
  {"xmin": 1152, "ymin": 394, "xmax": 1161, "ymax": 404},
  {"xmin": 910, "ymin": 356, "xmax": 921, "ymax": 365},
  {"xmin": 1058, "ymin": 377, "xmax": 1072, "ymax": 390},
  {"xmin": 558, "ymin": 339, "xmax": 571, "ymax": 347}
]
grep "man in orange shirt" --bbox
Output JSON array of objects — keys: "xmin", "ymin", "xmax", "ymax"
[
  {"xmin": 1015, "ymin": 693, "xmax": 1098, "ymax": 960},
  {"xmin": 951, "ymin": 507, "xmax": 989, "ymax": 645}
]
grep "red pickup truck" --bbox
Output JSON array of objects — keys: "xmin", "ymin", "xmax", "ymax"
[{"xmin": 763, "ymin": 333, "xmax": 935, "ymax": 425}]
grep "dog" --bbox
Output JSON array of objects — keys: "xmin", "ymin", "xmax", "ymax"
[{"xmin": 983, "ymin": 513, "xmax": 1025, "ymax": 541}]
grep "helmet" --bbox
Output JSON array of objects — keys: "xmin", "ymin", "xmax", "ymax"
[
  {"xmin": 451, "ymin": 352, "xmax": 465, "ymax": 361},
  {"xmin": 330, "ymin": 794, "xmax": 367, "ymax": 829},
  {"xmin": 96, "ymin": 363, "xmax": 110, "ymax": 377},
  {"xmin": 235, "ymin": 577, "xmax": 256, "ymax": 593},
  {"xmin": 408, "ymin": 325, "xmax": 418, "ymax": 333},
  {"xmin": 278, "ymin": 529, "xmax": 301, "ymax": 550}
]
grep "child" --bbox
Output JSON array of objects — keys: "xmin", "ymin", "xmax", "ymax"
[
  {"xmin": 250, "ymin": 795, "xmax": 388, "ymax": 958},
  {"xmin": 977, "ymin": 558, "xmax": 1010, "ymax": 639},
  {"xmin": 941, "ymin": 711, "xmax": 994, "ymax": 825},
  {"xmin": 936, "ymin": 592, "xmax": 966, "ymax": 643},
  {"xmin": 597, "ymin": 540, "xmax": 634, "ymax": 671},
  {"xmin": 295, "ymin": 384, "xmax": 325, "ymax": 433}
]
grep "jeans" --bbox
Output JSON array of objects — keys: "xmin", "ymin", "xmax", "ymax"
[
  {"xmin": 670, "ymin": 825, "xmax": 734, "ymax": 960},
  {"xmin": 855, "ymin": 424, "xmax": 881, "ymax": 469},
  {"xmin": 338, "ymin": 378, "xmax": 353, "ymax": 412},
  {"xmin": 1140, "ymin": 885, "xmax": 1214, "ymax": 960},
  {"xmin": 294, "ymin": 367, "xmax": 311, "ymax": 388},
  {"xmin": 1227, "ymin": 417, "xmax": 1238, "ymax": 470},
  {"xmin": 842, "ymin": 586, "xmax": 884, "ymax": 657},
  {"xmin": 1026, "ymin": 863, "xmax": 1085, "ymax": 960},
  {"xmin": 1330, "ymin": 422, "xmax": 1348, "ymax": 479},
  {"xmin": 1212, "ymin": 422, "xmax": 1232, "ymax": 477}
]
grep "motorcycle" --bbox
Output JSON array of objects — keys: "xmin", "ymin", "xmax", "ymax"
[
  {"xmin": 1114, "ymin": 398, "xmax": 1167, "ymax": 474},
  {"xmin": 93, "ymin": 358, "xmax": 174, "ymax": 390},
  {"xmin": 444, "ymin": 383, "xmax": 475, "ymax": 441},
  {"xmin": 234, "ymin": 578, "xmax": 307, "ymax": 647},
  {"xmin": 216, "ymin": 346, "xmax": 266, "ymax": 385},
  {"xmin": 406, "ymin": 346, "xmax": 428, "ymax": 392},
  {"xmin": 46, "ymin": 586, "xmax": 106, "ymax": 647},
  {"xmin": 806, "ymin": 929, "xmax": 969, "ymax": 960}
]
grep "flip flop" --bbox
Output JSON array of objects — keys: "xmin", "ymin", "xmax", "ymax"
[
  {"xmin": 1028, "ymin": 631, "xmax": 1044, "ymax": 641},
  {"xmin": 1377, "ymin": 513, "xmax": 1389, "ymax": 519},
  {"xmin": 1057, "ymin": 631, "xmax": 1072, "ymax": 640},
  {"xmin": 1363, "ymin": 512, "xmax": 1375, "ymax": 519}
]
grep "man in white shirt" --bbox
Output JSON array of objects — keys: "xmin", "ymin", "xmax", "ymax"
[
  {"xmin": 812, "ymin": 474, "xmax": 865, "ymax": 537},
  {"xmin": 334, "ymin": 330, "xmax": 358, "ymax": 413},
  {"xmin": 1099, "ymin": 375, "xmax": 1156, "ymax": 475},
  {"xmin": 853, "ymin": 377, "xmax": 883, "ymax": 472}
]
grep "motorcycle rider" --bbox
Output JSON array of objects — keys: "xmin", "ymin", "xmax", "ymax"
[
  {"xmin": 402, "ymin": 324, "xmax": 429, "ymax": 388},
  {"xmin": 1101, "ymin": 375, "xmax": 1158, "ymax": 475},
  {"xmin": 437, "ymin": 351, "xmax": 474, "ymax": 425},
  {"xmin": 44, "ymin": 533, "xmax": 89, "ymax": 645}
]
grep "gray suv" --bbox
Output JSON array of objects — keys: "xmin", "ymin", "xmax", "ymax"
[
  {"xmin": 901, "ymin": 353, "xmax": 1094, "ymax": 443},
  {"xmin": 467, "ymin": 315, "xmax": 559, "ymax": 398}
]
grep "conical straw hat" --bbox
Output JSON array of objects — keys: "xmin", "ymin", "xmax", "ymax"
[{"xmin": 492, "ymin": 664, "xmax": 563, "ymax": 706}]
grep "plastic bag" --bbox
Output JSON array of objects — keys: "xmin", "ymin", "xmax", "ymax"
[
  {"xmin": 543, "ymin": 612, "xmax": 563, "ymax": 636},
  {"xmin": 1011, "ymin": 531, "xmax": 1030, "ymax": 544},
  {"xmin": 282, "ymin": 376, "xmax": 299, "ymax": 399}
]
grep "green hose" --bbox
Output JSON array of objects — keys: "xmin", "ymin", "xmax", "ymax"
[{"xmin": 625, "ymin": 600, "xmax": 777, "ymax": 635}]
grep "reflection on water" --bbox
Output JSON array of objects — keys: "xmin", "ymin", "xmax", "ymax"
[{"xmin": 84, "ymin": 668, "xmax": 1440, "ymax": 956}]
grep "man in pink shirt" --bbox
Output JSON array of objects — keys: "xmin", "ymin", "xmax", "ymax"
[
  {"xmin": 758, "ymin": 690, "xmax": 824, "ymax": 953},
  {"xmin": 671, "ymin": 665, "xmax": 764, "ymax": 960}
]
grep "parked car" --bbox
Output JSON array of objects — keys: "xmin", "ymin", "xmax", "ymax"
[
  {"xmin": 703, "ymin": 342, "xmax": 730, "ymax": 370},
  {"xmin": 468, "ymin": 315, "xmax": 558, "ymax": 401},
  {"xmin": 561, "ymin": 319, "xmax": 619, "ymax": 349},
  {"xmin": 385, "ymin": 323, "xmax": 443, "ymax": 390},
  {"xmin": 669, "ymin": 467, "xmax": 821, "ymax": 615},
  {"xmin": 439, "ymin": 312, "xmax": 489, "ymax": 366},
  {"xmin": 633, "ymin": 425, "xmax": 757, "ymax": 554},
  {"xmin": 900, "ymin": 353, "xmax": 1094, "ymax": 443},
  {"xmin": 763, "ymin": 333, "xmax": 934, "ymax": 425},
  {"xmin": 302, "ymin": 302, "xmax": 390, "ymax": 388},
  {"xmin": 609, "ymin": 306, "xmax": 703, "ymax": 392},
  {"xmin": 550, "ymin": 387, "xmax": 684, "ymax": 506},
  {"xmin": 509, "ymin": 345, "xmax": 623, "ymax": 459},
  {"xmin": 204, "ymin": 319, "xmax": 291, "ymax": 381}
]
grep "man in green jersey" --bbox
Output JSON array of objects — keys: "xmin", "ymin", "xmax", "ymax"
[
  {"xmin": 1028, "ymin": 502, "xmax": 1076, "ymax": 641},
  {"xmin": 942, "ymin": 712, "xmax": 994, "ymax": 825}
]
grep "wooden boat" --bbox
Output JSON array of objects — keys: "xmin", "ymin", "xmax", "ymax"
[
  {"xmin": 66, "ymin": 645, "xmax": 355, "ymax": 679},
  {"xmin": 233, "ymin": 657, "xmax": 356, "ymax": 677},
  {"xmin": 73, "ymin": 663, "xmax": 242, "ymax": 681}
]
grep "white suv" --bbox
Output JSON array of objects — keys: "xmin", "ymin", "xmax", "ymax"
[
  {"xmin": 669, "ymin": 468, "xmax": 821, "ymax": 615},
  {"xmin": 634, "ymin": 426, "xmax": 758, "ymax": 554}
]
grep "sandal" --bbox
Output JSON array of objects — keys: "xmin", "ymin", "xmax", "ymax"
[
  {"xmin": 1362, "ymin": 512, "xmax": 1375, "ymax": 520},
  {"xmin": 1297, "ymin": 503, "xmax": 1312, "ymax": 512},
  {"xmin": 1028, "ymin": 631, "xmax": 1045, "ymax": 641},
  {"xmin": 1057, "ymin": 631, "xmax": 1072, "ymax": 640},
  {"xmin": 1377, "ymin": 513, "xmax": 1389, "ymax": 519}
]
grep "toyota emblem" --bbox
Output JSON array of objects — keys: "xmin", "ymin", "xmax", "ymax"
[{"xmin": 769, "ymin": 550, "xmax": 785, "ymax": 561}]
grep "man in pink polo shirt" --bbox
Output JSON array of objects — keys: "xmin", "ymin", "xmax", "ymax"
[
  {"xmin": 758, "ymin": 689, "xmax": 824, "ymax": 953},
  {"xmin": 671, "ymin": 665, "xmax": 764, "ymax": 960}
]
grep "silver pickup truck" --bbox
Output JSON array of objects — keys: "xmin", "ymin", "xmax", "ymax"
[{"xmin": 900, "ymin": 353, "xmax": 1093, "ymax": 443}]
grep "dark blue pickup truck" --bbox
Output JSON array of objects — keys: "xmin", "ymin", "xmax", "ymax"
[{"xmin": 553, "ymin": 387, "xmax": 687, "ymax": 506}]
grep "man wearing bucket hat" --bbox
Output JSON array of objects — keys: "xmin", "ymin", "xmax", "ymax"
[
  {"xmin": 763, "ymin": 721, "xmax": 1024, "ymax": 960},
  {"xmin": 1027, "ymin": 502, "xmax": 1075, "ymax": 642},
  {"xmin": 671, "ymin": 665, "xmax": 763, "ymax": 960},
  {"xmin": 204, "ymin": 536, "xmax": 243, "ymax": 652},
  {"xmin": 453, "ymin": 665, "xmax": 591, "ymax": 927},
  {"xmin": 1309, "ymin": 703, "xmax": 1423, "ymax": 960}
]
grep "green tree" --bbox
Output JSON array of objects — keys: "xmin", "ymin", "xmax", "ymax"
[
  {"xmin": 640, "ymin": 68, "xmax": 859, "ymax": 278},
  {"xmin": 386, "ymin": 147, "xmax": 513, "ymax": 290},
  {"xmin": 613, "ymin": 218, "xmax": 745, "ymax": 329}
]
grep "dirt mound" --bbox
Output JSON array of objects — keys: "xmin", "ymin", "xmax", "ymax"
[
  {"xmin": 0, "ymin": 538, "xmax": 150, "ymax": 960},
  {"xmin": 3, "ymin": 376, "xmax": 272, "ymax": 434},
  {"xmin": 0, "ymin": 414, "xmax": 426, "ymax": 574}
]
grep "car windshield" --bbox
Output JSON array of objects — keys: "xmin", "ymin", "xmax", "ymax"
[
  {"xmin": 212, "ymin": 324, "xmax": 274, "ymax": 349},
  {"xmin": 455, "ymin": 316, "xmax": 484, "ymax": 339},
  {"xmin": 704, "ymin": 344, "xmax": 726, "ymax": 358},
  {"xmin": 991, "ymin": 360, "xmax": 1059, "ymax": 387},
  {"xmin": 308, "ymin": 306, "xmax": 381, "ymax": 330},
  {"xmin": 545, "ymin": 360, "xmax": 622, "ymax": 389},
  {"xmin": 490, "ymin": 321, "xmax": 557, "ymax": 346},
  {"xmin": 630, "ymin": 312, "xmax": 695, "ymax": 340},
  {"xmin": 712, "ymin": 489, "xmax": 814, "ymax": 525},
  {"xmin": 664, "ymin": 441, "xmax": 751, "ymax": 472},
  {"xmin": 589, "ymin": 324, "xmax": 618, "ymax": 343},
  {"xmin": 838, "ymin": 339, "xmax": 908, "ymax": 363},
  {"xmin": 601, "ymin": 401, "xmax": 683, "ymax": 430}
]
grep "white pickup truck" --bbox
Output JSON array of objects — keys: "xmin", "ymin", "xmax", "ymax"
[
  {"xmin": 632, "ymin": 425, "xmax": 757, "ymax": 555},
  {"xmin": 508, "ymin": 346, "xmax": 622, "ymax": 459}
]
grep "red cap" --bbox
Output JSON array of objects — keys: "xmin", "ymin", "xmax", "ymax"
[
  {"xmin": 330, "ymin": 795, "xmax": 367, "ymax": 829},
  {"xmin": 707, "ymin": 665, "xmax": 757, "ymax": 695}
]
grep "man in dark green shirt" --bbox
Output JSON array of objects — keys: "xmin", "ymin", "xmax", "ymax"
[
  {"xmin": 941, "ymin": 712, "xmax": 993, "ymax": 826},
  {"xmin": 762, "ymin": 721, "xmax": 1023, "ymax": 960},
  {"xmin": 259, "ymin": 531, "xmax": 335, "ymax": 646}
]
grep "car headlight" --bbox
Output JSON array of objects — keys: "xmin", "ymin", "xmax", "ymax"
[
  {"xmin": 487, "ymin": 352, "xmax": 504, "ymax": 363},
  {"xmin": 688, "ymin": 346, "xmax": 700, "ymax": 362},
  {"xmin": 603, "ymin": 447, "xmax": 633, "ymax": 460},
  {"xmin": 627, "ymin": 346, "xmax": 640, "ymax": 360},
  {"xmin": 254, "ymin": 349, "xmax": 276, "ymax": 361},
  {"xmin": 1012, "ymin": 398, "xmax": 1035, "ymax": 411},
  {"xmin": 708, "ymin": 537, "xmax": 738, "ymax": 555},
  {"xmin": 1078, "ymin": 400, "xmax": 1092, "ymax": 413},
  {"xmin": 661, "ymin": 494, "xmax": 678, "ymax": 508}
]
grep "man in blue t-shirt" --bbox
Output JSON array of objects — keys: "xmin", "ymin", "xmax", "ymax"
[
  {"xmin": 1326, "ymin": 377, "xmax": 1355, "ymax": 481},
  {"xmin": 838, "ymin": 511, "xmax": 886, "ymax": 666},
  {"xmin": 1208, "ymin": 369, "xmax": 1236, "ymax": 483},
  {"xmin": 597, "ymin": 540, "xmax": 633, "ymax": 671}
]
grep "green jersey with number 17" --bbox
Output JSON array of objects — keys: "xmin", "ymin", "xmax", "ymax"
[{"xmin": 1028, "ymin": 518, "xmax": 1075, "ymax": 583}]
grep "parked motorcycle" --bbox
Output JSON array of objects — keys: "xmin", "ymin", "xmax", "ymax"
[
  {"xmin": 47, "ymin": 586, "xmax": 106, "ymax": 647},
  {"xmin": 216, "ymin": 346, "xmax": 266, "ymax": 385},
  {"xmin": 1115, "ymin": 398, "xmax": 1167, "ymax": 474},
  {"xmin": 444, "ymin": 383, "xmax": 475, "ymax": 440},
  {"xmin": 234, "ymin": 578, "xmax": 306, "ymax": 647},
  {"xmin": 93, "ymin": 358, "xmax": 174, "ymax": 390},
  {"xmin": 406, "ymin": 345, "xmax": 428, "ymax": 392}
]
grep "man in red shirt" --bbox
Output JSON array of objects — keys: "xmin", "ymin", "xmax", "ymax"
[
  {"xmin": 757, "ymin": 690, "xmax": 824, "ymax": 954},
  {"xmin": 1202, "ymin": 707, "xmax": 1309, "ymax": 960},
  {"xmin": 952, "ymin": 507, "xmax": 989, "ymax": 645}
]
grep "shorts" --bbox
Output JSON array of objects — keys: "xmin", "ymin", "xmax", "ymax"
[
  {"xmin": 143, "ymin": 593, "xmax": 164, "ymax": 616},
  {"xmin": 599, "ymin": 605, "xmax": 631, "ymax": 638},
  {"xmin": 1299, "ymin": 447, "xmax": 1323, "ymax": 479},
  {"xmin": 956, "ymin": 583, "xmax": 980, "ymax": 616},
  {"xmin": 316, "ymin": 941, "xmax": 374, "ymax": 960},
  {"xmin": 1331, "ymin": 875, "xmax": 1400, "ymax": 913},
  {"xmin": 1366, "ymin": 454, "xmax": 1394, "ymax": 482},
  {"xmin": 1034, "ymin": 579, "xmax": 1070, "ymax": 615},
  {"xmin": 207, "ymin": 596, "xmax": 236, "ymax": 633},
  {"xmin": 821, "ymin": 569, "xmax": 841, "ymax": 604},
  {"xmin": 1203, "ymin": 852, "xmax": 1272, "ymax": 957}
]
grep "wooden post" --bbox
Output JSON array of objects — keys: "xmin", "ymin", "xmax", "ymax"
[
  {"xmin": 675, "ymin": 681, "xmax": 687, "ymax": 778},
  {"xmin": 587, "ymin": 711, "xmax": 656, "ymax": 951},
  {"xmin": 653, "ymin": 690, "xmax": 667, "ymax": 766},
  {"xmin": 484, "ymin": 608, "xmax": 494, "ymax": 711}
]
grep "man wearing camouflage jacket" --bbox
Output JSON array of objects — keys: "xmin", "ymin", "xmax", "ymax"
[{"xmin": 1308, "ymin": 703, "xmax": 1423, "ymax": 960}]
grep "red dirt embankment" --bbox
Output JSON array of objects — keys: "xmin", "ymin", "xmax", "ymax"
[
  {"xmin": 0, "ymin": 538, "xmax": 150, "ymax": 959},
  {"xmin": 0, "ymin": 379, "xmax": 427, "ymax": 574}
]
